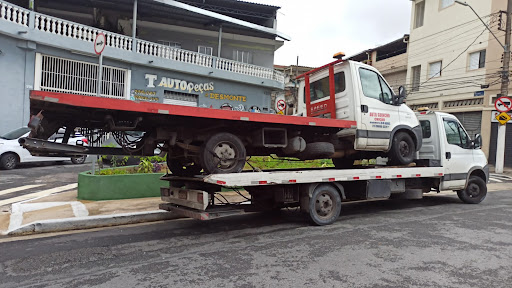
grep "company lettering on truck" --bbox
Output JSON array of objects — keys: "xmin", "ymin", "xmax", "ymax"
[{"xmin": 145, "ymin": 74, "xmax": 214, "ymax": 93}]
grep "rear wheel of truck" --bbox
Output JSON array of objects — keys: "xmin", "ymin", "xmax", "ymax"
[
  {"xmin": 200, "ymin": 132, "xmax": 246, "ymax": 174},
  {"xmin": 167, "ymin": 148, "xmax": 203, "ymax": 176},
  {"xmin": 308, "ymin": 184, "xmax": 342, "ymax": 225},
  {"xmin": 389, "ymin": 132, "xmax": 415, "ymax": 165},
  {"xmin": 457, "ymin": 176, "xmax": 487, "ymax": 204}
]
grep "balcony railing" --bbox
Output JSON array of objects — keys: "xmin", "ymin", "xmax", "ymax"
[{"xmin": 0, "ymin": 0, "xmax": 285, "ymax": 84}]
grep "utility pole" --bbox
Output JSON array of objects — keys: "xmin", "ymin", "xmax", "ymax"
[{"xmin": 496, "ymin": 0, "xmax": 512, "ymax": 174}]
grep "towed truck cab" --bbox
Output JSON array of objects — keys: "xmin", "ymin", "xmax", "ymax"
[{"xmin": 295, "ymin": 59, "xmax": 422, "ymax": 166}]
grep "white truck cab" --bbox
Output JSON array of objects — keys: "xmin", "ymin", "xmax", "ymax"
[
  {"xmin": 295, "ymin": 60, "xmax": 422, "ymax": 166},
  {"xmin": 416, "ymin": 110, "xmax": 488, "ymax": 191}
]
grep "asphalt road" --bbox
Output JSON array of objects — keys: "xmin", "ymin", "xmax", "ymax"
[
  {"xmin": 0, "ymin": 188, "xmax": 511, "ymax": 288},
  {"xmin": 0, "ymin": 161, "xmax": 91, "ymax": 202}
]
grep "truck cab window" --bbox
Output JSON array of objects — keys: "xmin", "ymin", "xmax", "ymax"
[
  {"xmin": 359, "ymin": 68, "xmax": 392, "ymax": 104},
  {"xmin": 308, "ymin": 72, "xmax": 346, "ymax": 103},
  {"xmin": 420, "ymin": 120, "xmax": 431, "ymax": 138},
  {"xmin": 444, "ymin": 119, "xmax": 470, "ymax": 148}
]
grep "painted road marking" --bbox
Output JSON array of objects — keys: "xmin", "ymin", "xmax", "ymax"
[
  {"xmin": 0, "ymin": 184, "xmax": 46, "ymax": 197},
  {"xmin": 489, "ymin": 177, "xmax": 503, "ymax": 183},
  {"xmin": 0, "ymin": 183, "xmax": 78, "ymax": 207}
]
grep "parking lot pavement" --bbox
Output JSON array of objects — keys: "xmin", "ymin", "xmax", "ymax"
[{"xmin": 0, "ymin": 162, "xmax": 90, "ymax": 203}]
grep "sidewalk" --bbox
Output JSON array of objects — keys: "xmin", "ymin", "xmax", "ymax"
[
  {"xmin": 0, "ymin": 190, "xmax": 180, "ymax": 236},
  {"xmin": 0, "ymin": 189, "xmax": 248, "ymax": 236}
]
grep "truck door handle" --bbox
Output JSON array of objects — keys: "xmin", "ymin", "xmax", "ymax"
[
  {"xmin": 446, "ymin": 152, "xmax": 451, "ymax": 159},
  {"xmin": 361, "ymin": 105, "xmax": 368, "ymax": 113}
]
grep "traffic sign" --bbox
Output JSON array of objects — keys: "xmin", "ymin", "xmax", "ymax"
[
  {"xmin": 277, "ymin": 99, "xmax": 286, "ymax": 111},
  {"xmin": 94, "ymin": 33, "xmax": 106, "ymax": 55},
  {"xmin": 492, "ymin": 111, "xmax": 512, "ymax": 123},
  {"xmin": 496, "ymin": 112, "xmax": 511, "ymax": 125},
  {"xmin": 494, "ymin": 96, "xmax": 512, "ymax": 113}
]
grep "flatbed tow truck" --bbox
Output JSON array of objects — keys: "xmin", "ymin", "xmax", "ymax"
[{"xmin": 158, "ymin": 110, "xmax": 489, "ymax": 225}]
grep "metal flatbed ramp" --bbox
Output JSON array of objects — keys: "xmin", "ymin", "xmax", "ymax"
[
  {"xmin": 161, "ymin": 167, "xmax": 444, "ymax": 187},
  {"xmin": 159, "ymin": 203, "xmax": 247, "ymax": 220}
]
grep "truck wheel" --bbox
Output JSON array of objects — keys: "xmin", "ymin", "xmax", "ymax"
[
  {"xmin": 389, "ymin": 132, "xmax": 415, "ymax": 165},
  {"xmin": 298, "ymin": 142, "xmax": 335, "ymax": 160},
  {"xmin": 200, "ymin": 133, "xmax": 246, "ymax": 174},
  {"xmin": 308, "ymin": 184, "xmax": 342, "ymax": 225},
  {"xmin": 457, "ymin": 176, "xmax": 487, "ymax": 204},
  {"xmin": 71, "ymin": 155, "xmax": 87, "ymax": 164},
  {"xmin": 0, "ymin": 153, "xmax": 19, "ymax": 170}
]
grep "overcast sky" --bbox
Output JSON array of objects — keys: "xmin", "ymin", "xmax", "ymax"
[{"xmin": 250, "ymin": 0, "xmax": 412, "ymax": 67}]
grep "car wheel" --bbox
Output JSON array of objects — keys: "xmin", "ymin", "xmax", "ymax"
[
  {"xmin": 457, "ymin": 176, "xmax": 487, "ymax": 204},
  {"xmin": 389, "ymin": 132, "xmax": 415, "ymax": 165},
  {"xmin": 307, "ymin": 184, "xmax": 342, "ymax": 226},
  {"xmin": 71, "ymin": 155, "xmax": 87, "ymax": 164},
  {"xmin": 200, "ymin": 132, "xmax": 246, "ymax": 174},
  {"xmin": 0, "ymin": 153, "xmax": 19, "ymax": 170}
]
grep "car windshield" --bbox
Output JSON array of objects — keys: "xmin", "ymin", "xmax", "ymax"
[{"xmin": 0, "ymin": 127, "xmax": 31, "ymax": 140}]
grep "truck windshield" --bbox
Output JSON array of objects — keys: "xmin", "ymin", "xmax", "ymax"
[{"xmin": 0, "ymin": 127, "xmax": 31, "ymax": 140}]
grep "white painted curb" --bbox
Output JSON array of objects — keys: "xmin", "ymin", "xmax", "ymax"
[{"xmin": 6, "ymin": 210, "xmax": 181, "ymax": 235}]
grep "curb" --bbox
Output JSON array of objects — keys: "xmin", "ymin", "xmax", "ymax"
[{"xmin": 6, "ymin": 210, "xmax": 181, "ymax": 236}]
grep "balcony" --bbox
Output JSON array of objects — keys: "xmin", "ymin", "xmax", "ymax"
[{"xmin": 0, "ymin": 1, "xmax": 285, "ymax": 86}]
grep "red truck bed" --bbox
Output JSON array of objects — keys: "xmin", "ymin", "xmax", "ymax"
[{"xmin": 30, "ymin": 91, "xmax": 357, "ymax": 129}]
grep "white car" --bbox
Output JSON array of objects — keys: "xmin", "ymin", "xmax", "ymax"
[{"xmin": 0, "ymin": 127, "xmax": 88, "ymax": 170}]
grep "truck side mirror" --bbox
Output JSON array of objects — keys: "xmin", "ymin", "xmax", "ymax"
[
  {"xmin": 473, "ymin": 134, "xmax": 482, "ymax": 149},
  {"xmin": 393, "ymin": 86, "xmax": 407, "ymax": 105}
]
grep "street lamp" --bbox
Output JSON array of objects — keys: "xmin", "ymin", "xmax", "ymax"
[{"xmin": 456, "ymin": 0, "xmax": 511, "ymax": 174}]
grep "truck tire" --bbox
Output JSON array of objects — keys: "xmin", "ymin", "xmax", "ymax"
[
  {"xmin": 389, "ymin": 132, "xmax": 415, "ymax": 165},
  {"xmin": 308, "ymin": 184, "xmax": 342, "ymax": 225},
  {"xmin": 457, "ymin": 176, "xmax": 487, "ymax": 204},
  {"xmin": 298, "ymin": 142, "xmax": 335, "ymax": 160},
  {"xmin": 0, "ymin": 153, "xmax": 19, "ymax": 170},
  {"xmin": 200, "ymin": 132, "xmax": 246, "ymax": 174},
  {"xmin": 71, "ymin": 155, "xmax": 87, "ymax": 164}
]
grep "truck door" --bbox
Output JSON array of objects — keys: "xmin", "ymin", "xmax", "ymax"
[
  {"xmin": 356, "ymin": 67, "xmax": 400, "ymax": 149},
  {"xmin": 440, "ymin": 117, "xmax": 474, "ymax": 190}
]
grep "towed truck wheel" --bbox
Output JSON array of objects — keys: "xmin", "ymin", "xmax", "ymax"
[
  {"xmin": 200, "ymin": 132, "xmax": 246, "ymax": 174},
  {"xmin": 457, "ymin": 176, "xmax": 487, "ymax": 204},
  {"xmin": 389, "ymin": 132, "xmax": 415, "ymax": 165},
  {"xmin": 308, "ymin": 184, "xmax": 342, "ymax": 225}
]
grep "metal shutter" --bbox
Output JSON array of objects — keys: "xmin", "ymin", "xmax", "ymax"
[
  {"xmin": 452, "ymin": 112, "xmax": 482, "ymax": 138},
  {"xmin": 489, "ymin": 122, "xmax": 512, "ymax": 167}
]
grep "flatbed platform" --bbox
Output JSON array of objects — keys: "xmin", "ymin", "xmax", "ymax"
[{"xmin": 30, "ymin": 90, "xmax": 357, "ymax": 129}]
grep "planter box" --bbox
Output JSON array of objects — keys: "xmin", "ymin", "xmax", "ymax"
[{"xmin": 78, "ymin": 171, "xmax": 167, "ymax": 201}]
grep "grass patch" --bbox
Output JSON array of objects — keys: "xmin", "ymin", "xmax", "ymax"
[{"xmin": 244, "ymin": 156, "xmax": 334, "ymax": 170}]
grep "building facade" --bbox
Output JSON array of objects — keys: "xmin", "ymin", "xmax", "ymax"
[
  {"xmin": 406, "ymin": 0, "xmax": 509, "ymax": 166},
  {"xmin": 348, "ymin": 35, "xmax": 409, "ymax": 95},
  {"xmin": 0, "ymin": 0, "xmax": 288, "ymax": 134}
]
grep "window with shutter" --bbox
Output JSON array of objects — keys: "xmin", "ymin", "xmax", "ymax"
[
  {"xmin": 429, "ymin": 61, "xmax": 442, "ymax": 78},
  {"xmin": 469, "ymin": 50, "xmax": 486, "ymax": 70},
  {"xmin": 412, "ymin": 65, "xmax": 421, "ymax": 92},
  {"xmin": 441, "ymin": 0, "xmax": 455, "ymax": 9},
  {"xmin": 414, "ymin": 1, "xmax": 425, "ymax": 28}
]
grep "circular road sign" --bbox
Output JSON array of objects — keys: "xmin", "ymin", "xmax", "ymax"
[
  {"xmin": 495, "ymin": 96, "xmax": 512, "ymax": 113},
  {"xmin": 277, "ymin": 99, "xmax": 286, "ymax": 112},
  {"xmin": 94, "ymin": 33, "xmax": 106, "ymax": 55}
]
